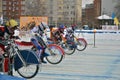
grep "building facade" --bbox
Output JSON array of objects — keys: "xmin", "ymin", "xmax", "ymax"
[
  {"xmin": 47, "ymin": 0, "xmax": 62, "ymax": 26},
  {"xmin": 94, "ymin": 0, "xmax": 101, "ymax": 18},
  {"xmin": 24, "ymin": 0, "xmax": 47, "ymax": 16},
  {"xmin": 2, "ymin": 0, "xmax": 25, "ymax": 21},
  {"xmin": 82, "ymin": 0, "xmax": 117, "ymax": 29},
  {"xmin": 1, "ymin": 0, "xmax": 82, "ymax": 26},
  {"xmin": 0, "ymin": 0, "xmax": 2, "ymax": 16},
  {"xmin": 24, "ymin": 0, "xmax": 82, "ymax": 26},
  {"xmin": 0, "ymin": 0, "xmax": 2, "ymax": 25},
  {"xmin": 101, "ymin": 0, "xmax": 118, "ymax": 16},
  {"xmin": 82, "ymin": 3, "xmax": 96, "ymax": 29},
  {"xmin": 94, "ymin": 0, "xmax": 101, "ymax": 28},
  {"xmin": 47, "ymin": 0, "xmax": 82, "ymax": 26}
]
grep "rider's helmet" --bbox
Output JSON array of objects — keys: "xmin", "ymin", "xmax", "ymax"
[
  {"xmin": 28, "ymin": 21, "xmax": 36, "ymax": 30},
  {"xmin": 59, "ymin": 24, "xmax": 65, "ymax": 29},
  {"xmin": 4, "ymin": 19, "xmax": 19, "ymax": 38},
  {"xmin": 6, "ymin": 19, "xmax": 18, "ymax": 29},
  {"xmin": 58, "ymin": 24, "xmax": 65, "ymax": 33}
]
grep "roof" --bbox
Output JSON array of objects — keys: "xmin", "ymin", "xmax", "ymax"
[{"xmin": 97, "ymin": 14, "xmax": 112, "ymax": 20}]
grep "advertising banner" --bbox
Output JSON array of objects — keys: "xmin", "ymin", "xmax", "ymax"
[
  {"xmin": 102, "ymin": 25, "xmax": 118, "ymax": 30},
  {"xmin": 20, "ymin": 16, "xmax": 48, "ymax": 30}
]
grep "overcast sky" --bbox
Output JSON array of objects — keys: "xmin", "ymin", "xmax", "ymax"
[{"xmin": 82, "ymin": 0, "xmax": 94, "ymax": 8}]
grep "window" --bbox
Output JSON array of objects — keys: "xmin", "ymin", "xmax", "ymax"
[
  {"xmin": 3, "ymin": 7, "xmax": 6, "ymax": 10},
  {"xmin": 3, "ymin": 11, "xmax": 6, "ymax": 15},
  {"xmin": 9, "ymin": 7, "xmax": 11, "ymax": 10},
  {"xmin": 21, "ymin": 1, "xmax": 25, "ymax": 5},
  {"xmin": 9, "ymin": 2, "xmax": 12, "ymax": 5},
  {"xmin": 21, "ymin": 6, "xmax": 25, "ymax": 10},
  {"xmin": 58, "ymin": 17, "xmax": 61, "ymax": 21},
  {"xmin": 50, "ymin": 11, "xmax": 53, "ymax": 14},
  {"xmin": 71, "ymin": 6, "xmax": 74, "ymax": 8},
  {"xmin": 16, "ymin": 7, "xmax": 19, "ymax": 10},
  {"xmin": 2, "ymin": 1, "xmax": 6, "ymax": 5},
  {"xmin": 59, "ymin": 6, "xmax": 62, "ymax": 9},
  {"xmin": 67, "ymin": 6, "xmax": 69, "ymax": 9}
]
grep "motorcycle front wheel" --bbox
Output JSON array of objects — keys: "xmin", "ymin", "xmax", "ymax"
[
  {"xmin": 46, "ymin": 44, "xmax": 64, "ymax": 64},
  {"xmin": 17, "ymin": 64, "xmax": 39, "ymax": 79},
  {"xmin": 15, "ymin": 50, "xmax": 40, "ymax": 79},
  {"xmin": 76, "ymin": 38, "xmax": 87, "ymax": 51},
  {"xmin": 60, "ymin": 42, "xmax": 76, "ymax": 55}
]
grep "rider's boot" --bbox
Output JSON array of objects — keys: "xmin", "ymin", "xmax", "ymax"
[
  {"xmin": 40, "ymin": 50, "xmax": 47, "ymax": 64},
  {"xmin": 40, "ymin": 55, "xmax": 47, "ymax": 64}
]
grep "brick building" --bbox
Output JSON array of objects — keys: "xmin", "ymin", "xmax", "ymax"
[
  {"xmin": 82, "ymin": 4, "xmax": 95, "ymax": 29},
  {"xmin": 94, "ymin": 0, "xmax": 101, "ymax": 29},
  {"xmin": 2, "ymin": 0, "xmax": 25, "ymax": 21},
  {"xmin": 82, "ymin": 0, "xmax": 102, "ymax": 29}
]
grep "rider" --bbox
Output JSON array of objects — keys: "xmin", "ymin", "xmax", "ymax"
[
  {"xmin": 0, "ymin": 19, "xmax": 19, "ymax": 45},
  {"xmin": 50, "ymin": 24, "xmax": 65, "ymax": 43},
  {"xmin": 65, "ymin": 26, "xmax": 74, "ymax": 44},
  {"xmin": 0, "ymin": 19, "xmax": 19, "ymax": 65},
  {"xmin": 28, "ymin": 21, "xmax": 47, "ymax": 63},
  {"xmin": 71, "ymin": 24, "xmax": 76, "ymax": 31}
]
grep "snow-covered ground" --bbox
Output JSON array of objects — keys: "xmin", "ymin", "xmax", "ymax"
[
  {"xmin": 74, "ymin": 30, "xmax": 120, "ymax": 45},
  {"xmin": 12, "ymin": 29, "xmax": 120, "ymax": 80}
]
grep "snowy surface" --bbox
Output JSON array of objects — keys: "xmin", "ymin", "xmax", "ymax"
[{"xmin": 13, "ymin": 34, "xmax": 120, "ymax": 80}]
